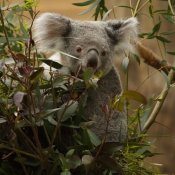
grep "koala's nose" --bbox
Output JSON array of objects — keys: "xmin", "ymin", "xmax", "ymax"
[{"xmin": 86, "ymin": 49, "xmax": 99, "ymax": 69}]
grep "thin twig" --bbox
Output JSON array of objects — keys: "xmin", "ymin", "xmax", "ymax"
[
  {"xmin": 0, "ymin": 9, "xmax": 11, "ymax": 51},
  {"xmin": 155, "ymin": 121, "xmax": 175, "ymax": 133},
  {"xmin": 0, "ymin": 144, "xmax": 41, "ymax": 160}
]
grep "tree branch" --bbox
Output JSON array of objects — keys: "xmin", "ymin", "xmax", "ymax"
[
  {"xmin": 138, "ymin": 43, "xmax": 174, "ymax": 81},
  {"xmin": 141, "ymin": 61, "xmax": 175, "ymax": 134}
]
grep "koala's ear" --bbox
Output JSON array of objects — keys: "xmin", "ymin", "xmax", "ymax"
[
  {"xmin": 33, "ymin": 13, "xmax": 71, "ymax": 52},
  {"xmin": 106, "ymin": 18, "xmax": 138, "ymax": 54}
]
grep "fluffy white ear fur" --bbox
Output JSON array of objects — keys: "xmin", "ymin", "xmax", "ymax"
[
  {"xmin": 33, "ymin": 13, "xmax": 70, "ymax": 53},
  {"xmin": 114, "ymin": 17, "xmax": 138, "ymax": 54}
]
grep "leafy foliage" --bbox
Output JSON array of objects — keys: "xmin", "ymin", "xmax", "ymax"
[{"xmin": 0, "ymin": 0, "xmax": 175, "ymax": 174}]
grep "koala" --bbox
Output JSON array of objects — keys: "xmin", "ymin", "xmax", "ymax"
[{"xmin": 33, "ymin": 13, "xmax": 138, "ymax": 142}]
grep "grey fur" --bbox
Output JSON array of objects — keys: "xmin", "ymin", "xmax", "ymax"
[{"xmin": 33, "ymin": 13, "xmax": 138, "ymax": 142}]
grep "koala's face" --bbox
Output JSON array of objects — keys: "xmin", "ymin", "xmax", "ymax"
[
  {"xmin": 34, "ymin": 13, "xmax": 138, "ymax": 76},
  {"xmin": 62, "ymin": 22, "xmax": 115, "ymax": 76}
]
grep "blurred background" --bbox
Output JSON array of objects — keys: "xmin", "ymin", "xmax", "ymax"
[{"xmin": 9, "ymin": 0, "xmax": 175, "ymax": 173}]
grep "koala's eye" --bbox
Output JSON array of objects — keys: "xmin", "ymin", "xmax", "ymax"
[
  {"xmin": 76, "ymin": 46, "xmax": 82, "ymax": 53},
  {"xmin": 101, "ymin": 51, "xmax": 106, "ymax": 56}
]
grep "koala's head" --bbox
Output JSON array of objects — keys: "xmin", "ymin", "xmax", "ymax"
[{"xmin": 34, "ymin": 13, "xmax": 138, "ymax": 76}]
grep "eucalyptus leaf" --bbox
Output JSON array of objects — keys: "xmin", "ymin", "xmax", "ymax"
[
  {"xmin": 1, "ymin": 1, "xmax": 23, "ymax": 10},
  {"xmin": 95, "ymin": 142, "xmax": 123, "ymax": 155},
  {"xmin": 97, "ymin": 155, "xmax": 122, "ymax": 173},
  {"xmin": 156, "ymin": 36, "xmax": 171, "ymax": 43},
  {"xmin": 65, "ymin": 155, "xmax": 82, "ymax": 169},
  {"xmin": 122, "ymin": 57, "xmax": 129, "ymax": 74},
  {"xmin": 132, "ymin": 139, "xmax": 156, "ymax": 158},
  {"xmin": 39, "ymin": 58, "xmax": 63, "ymax": 69},
  {"xmin": 139, "ymin": 95, "xmax": 155, "ymax": 133},
  {"xmin": 19, "ymin": 20, "xmax": 28, "ymax": 38},
  {"xmin": 87, "ymin": 128, "xmax": 101, "ymax": 146},
  {"xmin": 72, "ymin": 0, "xmax": 95, "ymax": 6},
  {"xmin": 0, "ymin": 118, "xmax": 7, "ymax": 124},
  {"xmin": 133, "ymin": 54, "xmax": 140, "ymax": 65},
  {"xmin": 38, "ymin": 108, "xmax": 60, "ymax": 122},
  {"xmin": 118, "ymin": 5, "xmax": 134, "ymax": 10},
  {"xmin": 162, "ymin": 14, "xmax": 175, "ymax": 24},
  {"xmin": 152, "ymin": 21, "xmax": 162, "ymax": 33},
  {"xmin": 83, "ymin": 128, "xmax": 93, "ymax": 149},
  {"xmin": 82, "ymin": 155, "xmax": 94, "ymax": 165},
  {"xmin": 79, "ymin": 0, "xmax": 101, "ymax": 15},
  {"xmin": 57, "ymin": 101, "xmax": 78, "ymax": 122},
  {"xmin": 83, "ymin": 67, "xmax": 93, "ymax": 84},
  {"xmin": 161, "ymin": 30, "xmax": 175, "ymax": 35},
  {"xmin": 167, "ymin": 51, "xmax": 175, "ymax": 55},
  {"xmin": 102, "ymin": 9, "xmax": 112, "ymax": 21},
  {"xmin": 123, "ymin": 90, "xmax": 147, "ymax": 104}
]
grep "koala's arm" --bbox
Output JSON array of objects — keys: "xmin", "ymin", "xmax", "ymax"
[{"xmin": 84, "ymin": 66, "xmax": 127, "ymax": 142}]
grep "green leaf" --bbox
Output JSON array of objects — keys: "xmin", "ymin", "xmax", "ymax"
[
  {"xmin": 153, "ymin": 10, "xmax": 169, "ymax": 14},
  {"xmin": 87, "ymin": 129, "xmax": 101, "ymax": 146},
  {"xmin": 133, "ymin": 54, "xmax": 140, "ymax": 65},
  {"xmin": 38, "ymin": 108, "xmax": 60, "ymax": 121},
  {"xmin": 83, "ymin": 67, "xmax": 93, "ymax": 84},
  {"xmin": 167, "ymin": 51, "xmax": 175, "ymax": 55},
  {"xmin": 118, "ymin": 5, "xmax": 134, "ymax": 10},
  {"xmin": 161, "ymin": 70, "xmax": 170, "ymax": 89},
  {"xmin": 65, "ymin": 155, "xmax": 82, "ymax": 169},
  {"xmin": 72, "ymin": 0, "xmax": 95, "ymax": 6},
  {"xmin": 5, "ymin": 6, "xmax": 27, "ymax": 19},
  {"xmin": 0, "ymin": 37, "xmax": 25, "ymax": 43},
  {"xmin": 83, "ymin": 128, "xmax": 93, "ymax": 149},
  {"xmin": 39, "ymin": 58, "xmax": 63, "ymax": 69},
  {"xmin": 30, "ymin": 67, "xmax": 44, "ymax": 80},
  {"xmin": 117, "ymin": 96, "xmax": 125, "ymax": 112},
  {"xmin": 96, "ymin": 155, "xmax": 122, "ymax": 173},
  {"xmin": 82, "ymin": 155, "xmax": 94, "ymax": 165},
  {"xmin": 60, "ymin": 123, "xmax": 80, "ymax": 128},
  {"xmin": 0, "ymin": 118, "xmax": 7, "ymax": 124},
  {"xmin": 152, "ymin": 21, "xmax": 162, "ymax": 33},
  {"xmin": 95, "ymin": 142, "xmax": 122, "ymax": 155},
  {"xmin": 82, "ymin": 155, "xmax": 94, "ymax": 174},
  {"xmin": 132, "ymin": 139, "xmax": 156, "ymax": 158},
  {"xmin": 66, "ymin": 149, "xmax": 75, "ymax": 156},
  {"xmin": 1, "ymin": 1, "xmax": 23, "ymax": 10},
  {"xmin": 156, "ymin": 36, "xmax": 171, "ymax": 43},
  {"xmin": 123, "ymin": 142, "xmax": 149, "ymax": 148},
  {"xmin": 79, "ymin": 0, "xmax": 101, "ymax": 15},
  {"xmin": 162, "ymin": 14, "xmax": 175, "ymax": 24},
  {"xmin": 19, "ymin": 20, "xmax": 28, "ymax": 38},
  {"xmin": 161, "ymin": 30, "xmax": 175, "ymax": 35},
  {"xmin": 149, "ymin": 5, "xmax": 153, "ymax": 17},
  {"xmin": 48, "ymin": 116, "xmax": 57, "ymax": 125},
  {"xmin": 59, "ymin": 154, "xmax": 70, "ymax": 172},
  {"xmin": 57, "ymin": 101, "xmax": 78, "ymax": 122},
  {"xmin": 0, "ymin": 58, "xmax": 14, "ymax": 65},
  {"xmin": 170, "ymin": 66, "xmax": 175, "ymax": 71},
  {"xmin": 30, "ymin": 67, "xmax": 44, "ymax": 90},
  {"xmin": 123, "ymin": 90, "xmax": 147, "ymax": 104},
  {"xmin": 139, "ymin": 95, "xmax": 155, "ymax": 133},
  {"xmin": 102, "ymin": 9, "xmax": 112, "ymax": 21},
  {"xmin": 122, "ymin": 57, "xmax": 129, "ymax": 74}
]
